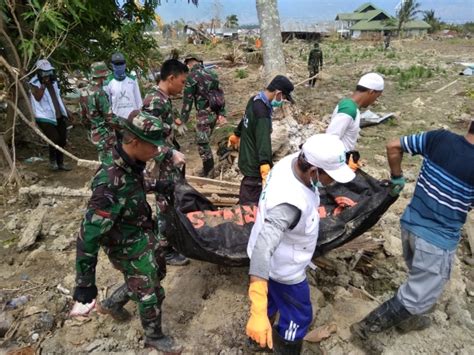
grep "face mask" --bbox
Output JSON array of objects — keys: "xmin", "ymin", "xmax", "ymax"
[
  {"xmin": 311, "ymin": 169, "xmax": 324, "ymax": 189},
  {"xmin": 112, "ymin": 63, "xmax": 126, "ymax": 80},
  {"xmin": 271, "ymin": 92, "xmax": 284, "ymax": 108}
]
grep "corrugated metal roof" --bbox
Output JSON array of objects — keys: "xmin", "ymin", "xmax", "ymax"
[{"xmin": 280, "ymin": 22, "xmax": 328, "ymax": 33}]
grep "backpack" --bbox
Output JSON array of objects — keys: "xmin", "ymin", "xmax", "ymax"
[{"xmin": 198, "ymin": 68, "xmax": 225, "ymax": 113}]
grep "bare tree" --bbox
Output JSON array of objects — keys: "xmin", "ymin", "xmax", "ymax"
[{"xmin": 256, "ymin": 0, "xmax": 286, "ymax": 82}]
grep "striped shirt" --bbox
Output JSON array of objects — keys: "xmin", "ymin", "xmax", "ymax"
[{"xmin": 400, "ymin": 130, "xmax": 474, "ymax": 250}]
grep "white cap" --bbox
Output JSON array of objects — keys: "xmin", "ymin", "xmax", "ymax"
[
  {"xmin": 301, "ymin": 134, "xmax": 356, "ymax": 184},
  {"xmin": 358, "ymin": 72, "xmax": 384, "ymax": 91},
  {"xmin": 35, "ymin": 59, "xmax": 54, "ymax": 71}
]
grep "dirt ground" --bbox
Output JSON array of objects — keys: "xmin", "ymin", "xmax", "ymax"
[{"xmin": 1, "ymin": 37, "xmax": 474, "ymax": 354}]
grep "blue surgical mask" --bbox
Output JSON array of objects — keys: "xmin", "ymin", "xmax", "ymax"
[{"xmin": 112, "ymin": 63, "xmax": 126, "ymax": 80}]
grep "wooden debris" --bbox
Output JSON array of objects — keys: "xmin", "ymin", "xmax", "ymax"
[
  {"xmin": 17, "ymin": 204, "xmax": 49, "ymax": 251},
  {"xmin": 434, "ymin": 79, "xmax": 458, "ymax": 94},
  {"xmin": 304, "ymin": 323, "xmax": 337, "ymax": 343},
  {"xmin": 333, "ymin": 234, "xmax": 384, "ymax": 254},
  {"xmin": 19, "ymin": 185, "xmax": 91, "ymax": 198},
  {"xmin": 0, "ymin": 134, "xmax": 22, "ymax": 186}
]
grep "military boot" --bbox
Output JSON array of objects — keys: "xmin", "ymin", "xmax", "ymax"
[
  {"xmin": 96, "ymin": 283, "xmax": 131, "ymax": 322},
  {"xmin": 142, "ymin": 312, "xmax": 183, "ymax": 354},
  {"xmin": 350, "ymin": 296, "xmax": 412, "ymax": 340},
  {"xmin": 198, "ymin": 157, "xmax": 214, "ymax": 178},
  {"xmin": 272, "ymin": 326, "xmax": 303, "ymax": 355}
]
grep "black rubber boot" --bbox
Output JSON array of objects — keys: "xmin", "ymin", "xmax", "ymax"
[
  {"xmin": 272, "ymin": 326, "xmax": 303, "ymax": 355},
  {"xmin": 198, "ymin": 158, "xmax": 214, "ymax": 178},
  {"xmin": 49, "ymin": 148, "xmax": 58, "ymax": 171},
  {"xmin": 96, "ymin": 283, "xmax": 131, "ymax": 322},
  {"xmin": 56, "ymin": 151, "xmax": 72, "ymax": 171},
  {"xmin": 396, "ymin": 314, "xmax": 431, "ymax": 334},
  {"xmin": 350, "ymin": 296, "xmax": 412, "ymax": 340},
  {"xmin": 142, "ymin": 312, "xmax": 183, "ymax": 354}
]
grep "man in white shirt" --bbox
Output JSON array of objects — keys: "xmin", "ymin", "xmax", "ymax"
[
  {"xmin": 326, "ymin": 73, "xmax": 384, "ymax": 168},
  {"xmin": 104, "ymin": 52, "xmax": 143, "ymax": 120},
  {"xmin": 245, "ymin": 134, "xmax": 355, "ymax": 353}
]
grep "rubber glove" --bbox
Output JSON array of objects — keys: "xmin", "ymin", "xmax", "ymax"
[
  {"xmin": 390, "ymin": 175, "xmax": 406, "ymax": 196},
  {"xmin": 227, "ymin": 134, "xmax": 240, "ymax": 149},
  {"xmin": 246, "ymin": 281, "xmax": 273, "ymax": 349},
  {"xmin": 260, "ymin": 164, "xmax": 271, "ymax": 187},
  {"xmin": 348, "ymin": 155, "xmax": 361, "ymax": 171}
]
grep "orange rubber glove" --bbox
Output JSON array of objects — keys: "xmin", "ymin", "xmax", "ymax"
[
  {"xmin": 228, "ymin": 134, "xmax": 240, "ymax": 149},
  {"xmin": 348, "ymin": 155, "xmax": 360, "ymax": 172},
  {"xmin": 260, "ymin": 164, "xmax": 271, "ymax": 187},
  {"xmin": 246, "ymin": 281, "xmax": 273, "ymax": 349}
]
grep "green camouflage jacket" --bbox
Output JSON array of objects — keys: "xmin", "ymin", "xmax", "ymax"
[
  {"xmin": 181, "ymin": 64, "xmax": 226, "ymax": 122},
  {"xmin": 75, "ymin": 145, "xmax": 160, "ymax": 287}
]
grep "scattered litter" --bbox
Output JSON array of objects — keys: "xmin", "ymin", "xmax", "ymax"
[
  {"xmin": 304, "ymin": 323, "xmax": 338, "ymax": 343},
  {"xmin": 6, "ymin": 295, "xmax": 29, "ymax": 309},
  {"xmin": 56, "ymin": 284, "xmax": 71, "ymax": 295},
  {"xmin": 460, "ymin": 67, "xmax": 473, "ymax": 76},
  {"xmin": 31, "ymin": 333, "xmax": 39, "ymax": 341},
  {"xmin": 69, "ymin": 299, "xmax": 96, "ymax": 318},
  {"xmin": 412, "ymin": 97, "xmax": 425, "ymax": 107},
  {"xmin": 434, "ymin": 79, "xmax": 459, "ymax": 94},
  {"xmin": 24, "ymin": 156, "xmax": 44, "ymax": 164},
  {"xmin": 360, "ymin": 110, "xmax": 395, "ymax": 128}
]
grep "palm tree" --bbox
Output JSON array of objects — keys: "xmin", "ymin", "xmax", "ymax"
[
  {"xmin": 396, "ymin": 0, "xmax": 421, "ymax": 37},
  {"xmin": 225, "ymin": 14, "xmax": 239, "ymax": 28},
  {"xmin": 422, "ymin": 9, "xmax": 441, "ymax": 33}
]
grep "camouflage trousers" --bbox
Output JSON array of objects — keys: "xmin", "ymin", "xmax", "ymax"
[
  {"xmin": 90, "ymin": 126, "xmax": 116, "ymax": 165},
  {"xmin": 308, "ymin": 66, "xmax": 320, "ymax": 87},
  {"xmin": 107, "ymin": 234, "xmax": 167, "ymax": 329},
  {"xmin": 195, "ymin": 110, "xmax": 217, "ymax": 163}
]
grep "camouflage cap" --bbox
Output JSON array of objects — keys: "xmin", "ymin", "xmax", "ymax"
[
  {"xmin": 183, "ymin": 53, "xmax": 203, "ymax": 64},
  {"xmin": 90, "ymin": 61, "xmax": 111, "ymax": 78},
  {"xmin": 123, "ymin": 110, "xmax": 164, "ymax": 146},
  {"xmin": 314, "ymin": 42, "xmax": 320, "ymax": 48}
]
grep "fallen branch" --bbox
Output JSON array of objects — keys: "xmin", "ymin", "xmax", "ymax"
[
  {"xmin": 294, "ymin": 72, "xmax": 320, "ymax": 88},
  {"xmin": 6, "ymin": 99, "xmax": 99, "ymax": 169},
  {"xmin": 0, "ymin": 134, "xmax": 22, "ymax": 186},
  {"xmin": 434, "ymin": 79, "xmax": 458, "ymax": 94}
]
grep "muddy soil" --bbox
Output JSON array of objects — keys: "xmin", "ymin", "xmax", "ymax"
[{"xmin": 1, "ymin": 37, "xmax": 473, "ymax": 354}]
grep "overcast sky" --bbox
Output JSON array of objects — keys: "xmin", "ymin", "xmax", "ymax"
[{"xmin": 155, "ymin": 0, "xmax": 474, "ymax": 25}]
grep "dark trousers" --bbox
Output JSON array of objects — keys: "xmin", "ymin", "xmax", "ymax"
[
  {"xmin": 37, "ymin": 118, "xmax": 67, "ymax": 165},
  {"xmin": 239, "ymin": 176, "xmax": 262, "ymax": 205}
]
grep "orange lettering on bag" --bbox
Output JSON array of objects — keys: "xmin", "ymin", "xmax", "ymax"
[{"xmin": 186, "ymin": 211, "xmax": 205, "ymax": 229}]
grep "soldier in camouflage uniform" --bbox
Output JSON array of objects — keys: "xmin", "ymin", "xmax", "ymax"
[
  {"xmin": 307, "ymin": 43, "xmax": 323, "ymax": 88},
  {"xmin": 180, "ymin": 54, "xmax": 227, "ymax": 177},
  {"xmin": 143, "ymin": 59, "xmax": 189, "ymax": 266},
  {"xmin": 80, "ymin": 62, "xmax": 118, "ymax": 165},
  {"xmin": 73, "ymin": 110, "xmax": 184, "ymax": 353}
]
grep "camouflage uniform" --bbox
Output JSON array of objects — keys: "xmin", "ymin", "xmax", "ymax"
[
  {"xmin": 143, "ymin": 86, "xmax": 183, "ymax": 245},
  {"xmin": 75, "ymin": 112, "xmax": 171, "ymax": 336},
  {"xmin": 80, "ymin": 62, "xmax": 117, "ymax": 165},
  {"xmin": 308, "ymin": 43, "xmax": 323, "ymax": 88},
  {"xmin": 181, "ymin": 62, "xmax": 226, "ymax": 164}
]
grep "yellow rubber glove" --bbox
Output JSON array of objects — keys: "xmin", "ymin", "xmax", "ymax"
[
  {"xmin": 246, "ymin": 281, "xmax": 273, "ymax": 349},
  {"xmin": 260, "ymin": 164, "xmax": 271, "ymax": 187},
  {"xmin": 228, "ymin": 134, "xmax": 240, "ymax": 149}
]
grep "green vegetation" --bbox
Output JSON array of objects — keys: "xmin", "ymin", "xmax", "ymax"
[
  {"xmin": 376, "ymin": 64, "xmax": 443, "ymax": 89},
  {"xmin": 235, "ymin": 68, "xmax": 249, "ymax": 79}
]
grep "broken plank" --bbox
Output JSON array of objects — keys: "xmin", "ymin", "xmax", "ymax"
[
  {"xmin": 186, "ymin": 175, "xmax": 241, "ymax": 188},
  {"xmin": 17, "ymin": 205, "xmax": 49, "ymax": 250}
]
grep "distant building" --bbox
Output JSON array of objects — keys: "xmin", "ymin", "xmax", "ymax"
[
  {"xmin": 335, "ymin": 2, "xmax": 431, "ymax": 39},
  {"xmin": 280, "ymin": 21, "xmax": 329, "ymax": 41}
]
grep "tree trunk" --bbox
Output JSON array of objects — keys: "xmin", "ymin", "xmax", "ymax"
[{"xmin": 256, "ymin": 0, "xmax": 286, "ymax": 83}]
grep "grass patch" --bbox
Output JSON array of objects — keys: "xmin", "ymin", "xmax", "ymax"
[
  {"xmin": 375, "ymin": 64, "xmax": 441, "ymax": 89},
  {"xmin": 235, "ymin": 68, "xmax": 248, "ymax": 79}
]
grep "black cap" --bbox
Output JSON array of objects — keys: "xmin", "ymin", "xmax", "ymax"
[
  {"xmin": 267, "ymin": 75, "xmax": 295, "ymax": 103},
  {"xmin": 111, "ymin": 52, "xmax": 126, "ymax": 64}
]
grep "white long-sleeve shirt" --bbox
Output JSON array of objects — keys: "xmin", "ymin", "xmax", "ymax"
[{"xmin": 104, "ymin": 75, "xmax": 142, "ymax": 120}]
